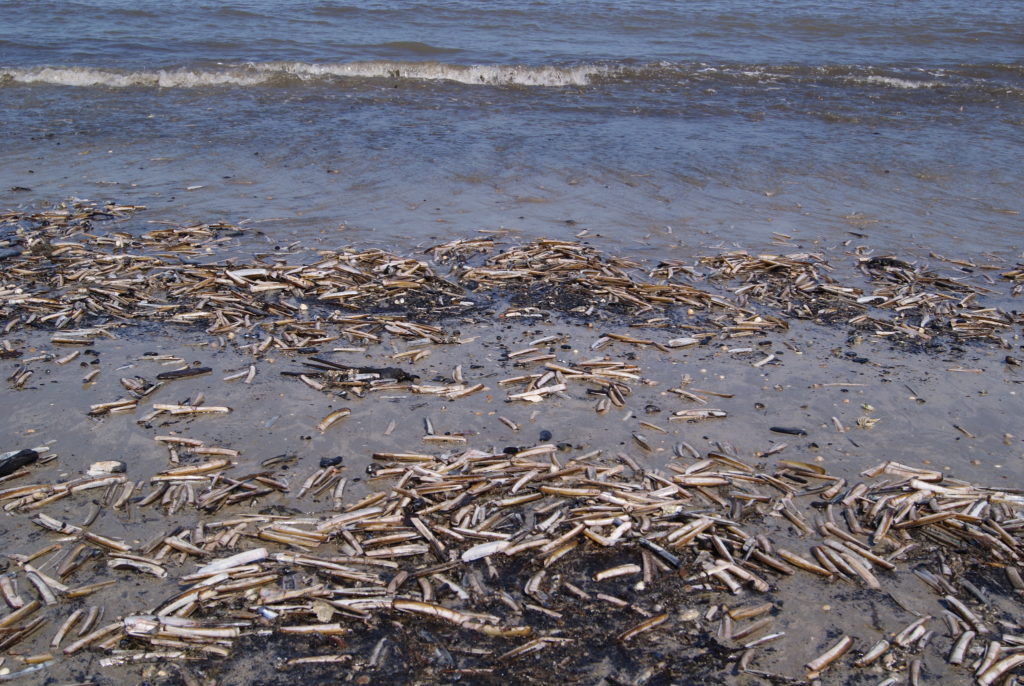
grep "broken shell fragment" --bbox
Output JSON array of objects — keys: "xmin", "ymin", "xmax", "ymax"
[{"xmin": 88, "ymin": 461, "xmax": 127, "ymax": 476}]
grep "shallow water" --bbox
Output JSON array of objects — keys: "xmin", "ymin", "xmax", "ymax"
[{"xmin": 1, "ymin": 0, "xmax": 1021, "ymax": 260}]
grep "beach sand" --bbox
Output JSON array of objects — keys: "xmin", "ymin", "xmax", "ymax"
[{"xmin": 1, "ymin": 203, "xmax": 1022, "ymax": 684}]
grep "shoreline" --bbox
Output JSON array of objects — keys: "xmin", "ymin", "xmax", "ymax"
[{"xmin": 0, "ymin": 203, "xmax": 1022, "ymax": 684}]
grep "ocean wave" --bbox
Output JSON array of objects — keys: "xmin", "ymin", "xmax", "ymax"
[
  {"xmin": 0, "ymin": 66, "xmax": 269, "ymax": 88},
  {"xmin": 0, "ymin": 61, "xmax": 1019, "ymax": 93},
  {"xmin": 250, "ymin": 61, "xmax": 600, "ymax": 86},
  {"xmin": 856, "ymin": 75, "xmax": 941, "ymax": 89},
  {"xmin": 0, "ymin": 61, "xmax": 603, "ymax": 88}
]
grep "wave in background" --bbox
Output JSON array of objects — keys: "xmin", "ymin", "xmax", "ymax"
[
  {"xmin": 2, "ymin": 61, "xmax": 1022, "ymax": 93},
  {"xmin": 0, "ymin": 61, "xmax": 600, "ymax": 88}
]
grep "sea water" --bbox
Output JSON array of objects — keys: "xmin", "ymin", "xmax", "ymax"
[{"xmin": 1, "ymin": 0, "xmax": 1021, "ymax": 259}]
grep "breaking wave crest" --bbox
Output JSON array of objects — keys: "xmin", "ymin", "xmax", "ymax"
[
  {"xmin": 252, "ymin": 61, "xmax": 601, "ymax": 86},
  {"xmin": 0, "ymin": 61, "xmax": 604, "ymax": 88},
  {"xmin": 0, "ymin": 61, "xmax": 1019, "ymax": 95},
  {"xmin": 857, "ymin": 75, "xmax": 940, "ymax": 89}
]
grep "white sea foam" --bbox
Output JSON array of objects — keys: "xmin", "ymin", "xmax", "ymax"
[
  {"xmin": 0, "ymin": 61, "xmax": 604, "ymax": 89},
  {"xmin": 0, "ymin": 66, "xmax": 271, "ymax": 88},
  {"xmin": 252, "ymin": 61, "xmax": 604, "ymax": 87},
  {"xmin": 859, "ymin": 75, "xmax": 939, "ymax": 89},
  {"xmin": 1, "ymin": 63, "xmax": 992, "ymax": 93}
]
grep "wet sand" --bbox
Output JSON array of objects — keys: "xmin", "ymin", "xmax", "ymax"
[{"xmin": 1, "ymin": 203, "xmax": 1023, "ymax": 684}]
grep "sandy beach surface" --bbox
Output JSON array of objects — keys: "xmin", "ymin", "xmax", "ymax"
[{"xmin": 0, "ymin": 203, "xmax": 1022, "ymax": 684}]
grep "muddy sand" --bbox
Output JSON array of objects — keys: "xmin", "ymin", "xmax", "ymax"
[{"xmin": 1, "ymin": 203, "xmax": 1023, "ymax": 685}]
